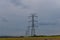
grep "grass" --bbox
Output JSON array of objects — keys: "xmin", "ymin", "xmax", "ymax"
[{"xmin": 0, "ymin": 36, "xmax": 60, "ymax": 40}]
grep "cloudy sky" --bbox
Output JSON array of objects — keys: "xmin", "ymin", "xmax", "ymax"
[{"xmin": 0, "ymin": 0, "xmax": 60, "ymax": 36}]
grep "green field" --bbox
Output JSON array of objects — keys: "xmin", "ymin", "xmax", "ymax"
[{"xmin": 0, "ymin": 37, "xmax": 60, "ymax": 40}]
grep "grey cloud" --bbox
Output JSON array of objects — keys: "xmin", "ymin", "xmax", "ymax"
[
  {"xmin": 39, "ymin": 22, "xmax": 56, "ymax": 25},
  {"xmin": 1, "ymin": 17, "xmax": 8, "ymax": 22},
  {"xmin": 0, "ymin": 16, "xmax": 8, "ymax": 22},
  {"xmin": 10, "ymin": 0, "xmax": 22, "ymax": 6},
  {"xmin": 9, "ymin": 0, "xmax": 29, "ymax": 8},
  {"xmin": 0, "ymin": 0, "xmax": 60, "ymax": 36}
]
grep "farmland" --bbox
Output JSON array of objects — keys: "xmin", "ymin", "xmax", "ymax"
[{"xmin": 0, "ymin": 37, "xmax": 60, "ymax": 40}]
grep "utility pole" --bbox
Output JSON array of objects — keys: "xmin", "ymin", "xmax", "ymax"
[{"xmin": 26, "ymin": 14, "xmax": 38, "ymax": 36}]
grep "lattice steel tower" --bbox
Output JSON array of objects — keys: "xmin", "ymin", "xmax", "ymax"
[{"xmin": 26, "ymin": 14, "xmax": 38, "ymax": 36}]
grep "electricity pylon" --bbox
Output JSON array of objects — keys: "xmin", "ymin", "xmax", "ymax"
[{"xmin": 26, "ymin": 14, "xmax": 38, "ymax": 36}]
